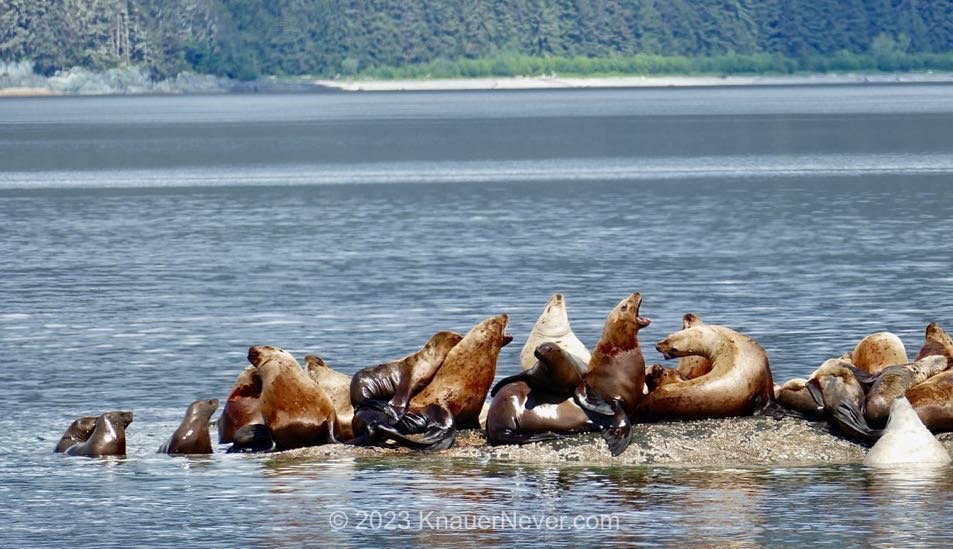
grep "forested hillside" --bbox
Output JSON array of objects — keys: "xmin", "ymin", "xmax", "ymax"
[{"xmin": 2, "ymin": 0, "xmax": 952, "ymax": 80}]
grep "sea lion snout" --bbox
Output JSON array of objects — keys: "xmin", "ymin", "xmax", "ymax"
[{"xmin": 656, "ymin": 340, "xmax": 675, "ymax": 360}]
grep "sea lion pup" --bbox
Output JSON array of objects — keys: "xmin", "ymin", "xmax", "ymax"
[
  {"xmin": 637, "ymin": 324, "xmax": 775, "ymax": 421},
  {"xmin": 850, "ymin": 331, "xmax": 908, "ymax": 375},
  {"xmin": 158, "ymin": 398, "xmax": 220, "ymax": 455},
  {"xmin": 488, "ymin": 293, "xmax": 650, "ymax": 456},
  {"xmin": 491, "ymin": 341, "xmax": 588, "ymax": 397},
  {"xmin": 853, "ymin": 355, "xmax": 949, "ymax": 428},
  {"xmin": 64, "ymin": 411, "xmax": 131, "ymax": 457},
  {"xmin": 808, "ymin": 357, "xmax": 881, "ymax": 441},
  {"xmin": 907, "ymin": 370, "xmax": 953, "ymax": 433},
  {"xmin": 54, "ymin": 411, "xmax": 133, "ymax": 453},
  {"xmin": 226, "ymin": 424, "xmax": 275, "ymax": 453},
  {"xmin": 864, "ymin": 397, "xmax": 952, "ymax": 466},
  {"xmin": 306, "ymin": 355, "xmax": 355, "ymax": 441},
  {"xmin": 218, "ymin": 365, "xmax": 263, "ymax": 444},
  {"xmin": 915, "ymin": 321, "xmax": 953, "ymax": 366},
  {"xmin": 776, "ymin": 378, "xmax": 824, "ymax": 418},
  {"xmin": 675, "ymin": 313, "xmax": 712, "ymax": 380},
  {"xmin": 248, "ymin": 345, "xmax": 337, "ymax": 451},
  {"xmin": 645, "ymin": 364, "xmax": 686, "ymax": 393},
  {"xmin": 519, "ymin": 293, "xmax": 591, "ymax": 370}
]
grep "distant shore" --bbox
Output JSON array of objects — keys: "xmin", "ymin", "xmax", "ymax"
[{"xmin": 315, "ymin": 71, "xmax": 953, "ymax": 92}]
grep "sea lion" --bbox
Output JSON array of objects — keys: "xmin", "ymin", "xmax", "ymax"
[
  {"xmin": 54, "ymin": 411, "xmax": 133, "ymax": 453},
  {"xmin": 158, "ymin": 398, "xmax": 219, "ymax": 455},
  {"xmin": 675, "ymin": 313, "xmax": 712, "ymax": 380},
  {"xmin": 854, "ymin": 355, "xmax": 948, "ymax": 428},
  {"xmin": 906, "ymin": 370, "xmax": 953, "ymax": 433},
  {"xmin": 248, "ymin": 345, "xmax": 337, "ymax": 450},
  {"xmin": 226, "ymin": 424, "xmax": 275, "ymax": 453},
  {"xmin": 218, "ymin": 365, "xmax": 263, "ymax": 444},
  {"xmin": 64, "ymin": 411, "xmax": 130, "ymax": 457},
  {"xmin": 306, "ymin": 355, "xmax": 355, "ymax": 441},
  {"xmin": 491, "ymin": 341, "xmax": 588, "ymax": 397},
  {"xmin": 915, "ymin": 321, "xmax": 953, "ymax": 366},
  {"xmin": 776, "ymin": 378, "xmax": 824, "ymax": 418},
  {"xmin": 637, "ymin": 324, "xmax": 775, "ymax": 421},
  {"xmin": 488, "ymin": 293, "xmax": 650, "ymax": 456},
  {"xmin": 850, "ymin": 331, "xmax": 908, "ymax": 375},
  {"xmin": 808, "ymin": 357, "xmax": 880, "ymax": 441},
  {"xmin": 864, "ymin": 397, "xmax": 951, "ymax": 466},
  {"xmin": 519, "ymin": 293, "xmax": 591, "ymax": 370},
  {"xmin": 645, "ymin": 364, "xmax": 687, "ymax": 393},
  {"xmin": 409, "ymin": 314, "xmax": 512, "ymax": 429}
]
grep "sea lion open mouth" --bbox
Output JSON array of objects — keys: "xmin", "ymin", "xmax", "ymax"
[{"xmin": 502, "ymin": 333, "xmax": 514, "ymax": 346}]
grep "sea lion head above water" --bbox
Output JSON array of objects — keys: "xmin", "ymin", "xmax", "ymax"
[{"xmin": 55, "ymin": 411, "xmax": 133, "ymax": 453}]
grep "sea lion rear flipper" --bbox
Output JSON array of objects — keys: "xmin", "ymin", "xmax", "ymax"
[
  {"xmin": 832, "ymin": 401, "xmax": 883, "ymax": 442},
  {"xmin": 375, "ymin": 404, "xmax": 457, "ymax": 451},
  {"xmin": 490, "ymin": 372, "xmax": 530, "ymax": 397},
  {"xmin": 600, "ymin": 399, "xmax": 633, "ymax": 457},
  {"xmin": 805, "ymin": 379, "xmax": 826, "ymax": 412},
  {"xmin": 574, "ymin": 383, "xmax": 614, "ymax": 416}
]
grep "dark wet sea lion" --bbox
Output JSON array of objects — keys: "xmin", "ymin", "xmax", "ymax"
[
  {"xmin": 306, "ymin": 355, "xmax": 355, "ymax": 441},
  {"xmin": 248, "ymin": 345, "xmax": 337, "ymax": 450},
  {"xmin": 637, "ymin": 324, "xmax": 775, "ymax": 421},
  {"xmin": 519, "ymin": 293, "xmax": 591, "ymax": 370},
  {"xmin": 915, "ymin": 321, "xmax": 953, "ymax": 366},
  {"xmin": 777, "ymin": 378, "xmax": 824, "ymax": 418},
  {"xmin": 850, "ymin": 331, "xmax": 907, "ymax": 375},
  {"xmin": 809, "ymin": 357, "xmax": 880, "ymax": 441},
  {"xmin": 491, "ymin": 341, "xmax": 588, "ymax": 397},
  {"xmin": 226, "ymin": 424, "xmax": 275, "ymax": 453},
  {"xmin": 486, "ymin": 381, "xmax": 597, "ymax": 446},
  {"xmin": 64, "ymin": 411, "xmax": 130, "ymax": 457},
  {"xmin": 218, "ymin": 365, "xmax": 263, "ymax": 444},
  {"xmin": 55, "ymin": 411, "xmax": 133, "ymax": 453},
  {"xmin": 675, "ymin": 313, "xmax": 712, "ymax": 380},
  {"xmin": 158, "ymin": 398, "xmax": 219, "ymax": 455},
  {"xmin": 853, "ymin": 355, "xmax": 948, "ymax": 428}
]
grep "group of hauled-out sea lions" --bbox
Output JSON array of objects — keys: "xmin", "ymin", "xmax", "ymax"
[{"xmin": 54, "ymin": 292, "xmax": 953, "ymax": 465}]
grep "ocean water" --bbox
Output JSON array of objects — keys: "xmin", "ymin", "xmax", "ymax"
[{"xmin": 2, "ymin": 84, "xmax": 953, "ymax": 546}]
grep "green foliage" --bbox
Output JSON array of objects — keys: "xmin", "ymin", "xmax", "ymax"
[{"xmin": 2, "ymin": 0, "xmax": 953, "ymax": 80}]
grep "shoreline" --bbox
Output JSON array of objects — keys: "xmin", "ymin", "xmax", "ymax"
[{"xmin": 314, "ymin": 71, "xmax": 953, "ymax": 92}]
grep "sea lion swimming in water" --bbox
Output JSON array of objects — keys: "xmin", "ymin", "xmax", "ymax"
[
  {"xmin": 864, "ymin": 396, "xmax": 951, "ymax": 466},
  {"xmin": 54, "ymin": 411, "xmax": 133, "ymax": 453},
  {"xmin": 519, "ymin": 293, "xmax": 591, "ymax": 370},
  {"xmin": 637, "ymin": 323, "xmax": 776, "ymax": 421},
  {"xmin": 218, "ymin": 366, "xmax": 263, "ymax": 444},
  {"xmin": 64, "ymin": 411, "xmax": 131, "ymax": 457},
  {"xmin": 306, "ymin": 355, "xmax": 355, "ymax": 441},
  {"xmin": 248, "ymin": 345, "xmax": 338, "ymax": 451},
  {"xmin": 852, "ymin": 355, "xmax": 948, "ymax": 428},
  {"xmin": 158, "ymin": 398, "xmax": 219, "ymax": 455},
  {"xmin": 491, "ymin": 341, "xmax": 588, "ymax": 398}
]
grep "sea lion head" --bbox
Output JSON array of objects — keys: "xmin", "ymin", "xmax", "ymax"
[
  {"xmin": 187, "ymin": 398, "xmax": 220, "ymax": 420},
  {"xmin": 533, "ymin": 293, "xmax": 571, "ymax": 337},
  {"xmin": 682, "ymin": 312, "xmax": 704, "ymax": 329},
  {"xmin": 645, "ymin": 363, "xmax": 684, "ymax": 392},
  {"xmin": 248, "ymin": 345, "xmax": 303, "ymax": 384},
  {"xmin": 601, "ymin": 292, "xmax": 651, "ymax": 349},
  {"xmin": 534, "ymin": 341, "xmax": 588, "ymax": 378},
  {"xmin": 487, "ymin": 313, "xmax": 513, "ymax": 347},
  {"xmin": 655, "ymin": 324, "xmax": 720, "ymax": 360}
]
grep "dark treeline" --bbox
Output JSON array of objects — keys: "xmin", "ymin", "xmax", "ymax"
[{"xmin": 2, "ymin": 0, "xmax": 952, "ymax": 80}]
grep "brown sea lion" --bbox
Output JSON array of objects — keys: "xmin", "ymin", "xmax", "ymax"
[
  {"xmin": 854, "ymin": 355, "xmax": 948, "ymax": 428},
  {"xmin": 907, "ymin": 370, "xmax": 953, "ymax": 433},
  {"xmin": 158, "ymin": 398, "xmax": 219, "ymax": 455},
  {"xmin": 850, "ymin": 331, "xmax": 908, "ymax": 375},
  {"xmin": 519, "ymin": 293, "xmax": 591, "ymax": 370},
  {"xmin": 54, "ymin": 411, "xmax": 133, "ymax": 453},
  {"xmin": 675, "ymin": 313, "xmax": 712, "ymax": 380},
  {"xmin": 306, "ymin": 355, "xmax": 355, "ymax": 441},
  {"xmin": 915, "ymin": 321, "xmax": 953, "ymax": 366},
  {"xmin": 491, "ymin": 341, "xmax": 588, "ymax": 397},
  {"xmin": 64, "ymin": 411, "xmax": 130, "ymax": 457},
  {"xmin": 408, "ymin": 315, "xmax": 512, "ymax": 429},
  {"xmin": 248, "ymin": 345, "xmax": 337, "ymax": 450},
  {"xmin": 776, "ymin": 378, "xmax": 824, "ymax": 418},
  {"xmin": 488, "ymin": 293, "xmax": 650, "ymax": 456},
  {"xmin": 218, "ymin": 365, "xmax": 263, "ymax": 444},
  {"xmin": 809, "ymin": 357, "xmax": 880, "ymax": 441},
  {"xmin": 645, "ymin": 364, "xmax": 687, "ymax": 393},
  {"xmin": 637, "ymin": 324, "xmax": 775, "ymax": 421}
]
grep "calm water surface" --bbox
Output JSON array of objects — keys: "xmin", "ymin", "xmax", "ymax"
[{"xmin": 2, "ymin": 85, "xmax": 953, "ymax": 546}]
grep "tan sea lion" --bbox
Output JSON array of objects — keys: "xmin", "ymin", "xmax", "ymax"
[
  {"xmin": 850, "ymin": 331, "xmax": 908, "ymax": 375},
  {"xmin": 864, "ymin": 396, "xmax": 951, "ymax": 466},
  {"xmin": 915, "ymin": 321, "xmax": 953, "ymax": 366},
  {"xmin": 218, "ymin": 365, "xmax": 263, "ymax": 444},
  {"xmin": 906, "ymin": 370, "xmax": 953, "ymax": 433},
  {"xmin": 306, "ymin": 355, "xmax": 355, "ymax": 441},
  {"xmin": 645, "ymin": 364, "xmax": 687, "ymax": 393},
  {"xmin": 637, "ymin": 324, "xmax": 775, "ymax": 421},
  {"xmin": 54, "ymin": 411, "xmax": 133, "ymax": 453},
  {"xmin": 158, "ymin": 398, "xmax": 219, "ymax": 455},
  {"xmin": 776, "ymin": 378, "xmax": 823, "ymax": 418},
  {"xmin": 488, "ymin": 293, "xmax": 650, "ymax": 456},
  {"xmin": 519, "ymin": 293, "xmax": 591, "ymax": 370},
  {"xmin": 248, "ymin": 345, "xmax": 337, "ymax": 450},
  {"xmin": 675, "ymin": 313, "xmax": 712, "ymax": 379},
  {"xmin": 854, "ymin": 355, "xmax": 948, "ymax": 428},
  {"xmin": 491, "ymin": 341, "xmax": 588, "ymax": 397},
  {"xmin": 64, "ymin": 411, "xmax": 130, "ymax": 457},
  {"xmin": 808, "ymin": 357, "xmax": 880, "ymax": 440}
]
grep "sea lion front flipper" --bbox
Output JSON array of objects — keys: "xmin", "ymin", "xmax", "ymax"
[
  {"xmin": 600, "ymin": 399, "xmax": 633, "ymax": 457},
  {"xmin": 490, "ymin": 372, "xmax": 531, "ymax": 397},
  {"xmin": 831, "ymin": 401, "xmax": 883, "ymax": 442},
  {"xmin": 574, "ymin": 383, "xmax": 614, "ymax": 416},
  {"xmin": 805, "ymin": 379, "xmax": 826, "ymax": 412},
  {"xmin": 376, "ymin": 404, "xmax": 457, "ymax": 451},
  {"xmin": 226, "ymin": 424, "xmax": 274, "ymax": 453}
]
